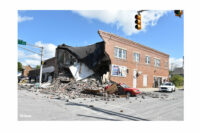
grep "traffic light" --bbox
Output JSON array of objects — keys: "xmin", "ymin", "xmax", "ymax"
[
  {"xmin": 174, "ymin": 10, "xmax": 183, "ymax": 17},
  {"xmin": 135, "ymin": 14, "xmax": 141, "ymax": 30}
]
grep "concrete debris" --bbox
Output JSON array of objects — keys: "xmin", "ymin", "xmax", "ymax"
[
  {"xmin": 105, "ymin": 83, "xmax": 118, "ymax": 94},
  {"xmin": 140, "ymin": 92, "xmax": 169, "ymax": 99},
  {"xmin": 65, "ymin": 99, "xmax": 69, "ymax": 102},
  {"xmin": 88, "ymin": 105, "xmax": 94, "ymax": 108},
  {"xmin": 18, "ymin": 76, "xmax": 169, "ymax": 102}
]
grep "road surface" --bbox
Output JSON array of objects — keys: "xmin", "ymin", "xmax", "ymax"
[{"xmin": 18, "ymin": 89, "xmax": 183, "ymax": 121}]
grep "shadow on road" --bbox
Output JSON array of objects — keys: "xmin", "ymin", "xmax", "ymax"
[
  {"xmin": 66, "ymin": 102, "xmax": 150, "ymax": 121},
  {"xmin": 77, "ymin": 114, "xmax": 120, "ymax": 121}
]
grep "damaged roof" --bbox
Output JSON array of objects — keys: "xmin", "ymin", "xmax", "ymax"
[{"xmin": 57, "ymin": 41, "xmax": 110, "ymax": 70}]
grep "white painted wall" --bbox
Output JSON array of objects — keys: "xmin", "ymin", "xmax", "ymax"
[{"xmin": 69, "ymin": 63, "xmax": 94, "ymax": 81}]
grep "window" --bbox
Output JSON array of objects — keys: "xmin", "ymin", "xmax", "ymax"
[
  {"xmin": 114, "ymin": 47, "xmax": 127, "ymax": 60},
  {"xmin": 145, "ymin": 56, "xmax": 151, "ymax": 64},
  {"xmin": 165, "ymin": 62, "xmax": 168, "ymax": 68},
  {"xmin": 111, "ymin": 64, "xmax": 127, "ymax": 77},
  {"xmin": 134, "ymin": 53, "xmax": 140, "ymax": 62},
  {"xmin": 154, "ymin": 58, "xmax": 160, "ymax": 67},
  {"xmin": 122, "ymin": 50, "xmax": 127, "ymax": 59}
]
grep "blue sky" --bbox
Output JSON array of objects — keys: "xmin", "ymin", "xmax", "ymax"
[{"xmin": 18, "ymin": 10, "xmax": 183, "ymax": 68}]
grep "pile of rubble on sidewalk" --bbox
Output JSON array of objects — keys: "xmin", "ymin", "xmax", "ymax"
[
  {"xmin": 18, "ymin": 75, "xmax": 117, "ymax": 99},
  {"xmin": 18, "ymin": 75, "xmax": 170, "ymax": 100}
]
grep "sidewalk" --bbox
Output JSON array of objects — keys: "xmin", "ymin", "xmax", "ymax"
[
  {"xmin": 138, "ymin": 88, "xmax": 159, "ymax": 92},
  {"xmin": 138, "ymin": 87, "xmax": 184, "ymax": 92}
]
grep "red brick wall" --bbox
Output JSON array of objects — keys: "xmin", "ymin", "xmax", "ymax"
[
  {"xmin": 23, "ymin": 66, "xmax": 32, "ymax": 77},
  {"xmin": 99, "ymin": 30, "xmax": 169, "ymax": 88}
]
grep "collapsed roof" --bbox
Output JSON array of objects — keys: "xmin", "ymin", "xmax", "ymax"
[{"xmin": 56, "ymin": 41, "xmax": 111, "ymax": 76}]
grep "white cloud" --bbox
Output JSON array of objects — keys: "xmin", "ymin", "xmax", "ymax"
[
  {"xmin": 18, "ymin": 15, "xmax": 33, "ymax": 23},
  {"xmin": 35, "ymin": 41, "xmax": 57, "ymax": 60},
  {"xmin": 23, "ymin": 59, "xmax": 40, "ymax": 67},
  {"xmin": 169, "ymin": 57, "xmax": 184, "ymax": 70},
  {"xmin": 18, "ymin": 41, "xmax": 57, "ymax": 67},
  {"xmin": 74, "ymin": 10, "xmax": 169, "ymax": 35},
  {"xmin": 18, "ymin": 50, "xmax": 25, "ymax": 59}
]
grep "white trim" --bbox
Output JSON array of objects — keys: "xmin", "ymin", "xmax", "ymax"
[
  {"xmin": 133, "ymin": 52, "xmax": 140, "ymax": 62},
  {"xmin": 145, "ymin": 55, "xmax": 151, "ymax": 64},
  {"xmin": 143, "ymin": 74, "xmax": 148, "ymax": 87},
  {"xmin": 114, "ymin": 47, "xmax": 127, "ymax": 60},
  {"xmin": 114, "ymin": 46, "xmax": 127, "ymax": 50},
  {"xmin": 154, "ymin": 58, "xmax": 161, "ymax": 67}
]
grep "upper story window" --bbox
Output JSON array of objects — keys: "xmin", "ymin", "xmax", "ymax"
[
  {"xmin": 145, "ymin": 56, "xmax": 151, "ymax": 64},
  {"xmin": 165, "ymin": 61, "xmax": 168, "ymax": 68},
  {"xmin": 154, "ymin": 58, "xmax": 160, "ymax": 67},
  {"xmin": 114, "ymin": 47, "xmax": 126, "ymax": 60},
  {"xmin": 134, "ymin": 53, "xmax": 140, "ymax": 62}
]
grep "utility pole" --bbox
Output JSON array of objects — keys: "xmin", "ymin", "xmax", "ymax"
[{"xmin": 39, "ymin": 47, "xmax": 44, "ymax": 87}]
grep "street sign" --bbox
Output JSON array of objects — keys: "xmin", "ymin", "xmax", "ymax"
[{"xmin": 18, "ymin": 39, "xmax": 27, "ymax": 45}]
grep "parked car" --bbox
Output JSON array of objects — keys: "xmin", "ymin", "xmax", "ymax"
[
  {"xmin": 159, "ymin": 82, "xmax": 176, "ymax": 92},
  {"xmin": 105, "ymin": 83, "xmax": 141, "ymax": 96}
]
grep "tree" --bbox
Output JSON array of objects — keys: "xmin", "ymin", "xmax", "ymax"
[
  {"xmin": 170, "ymin": 75, "xmax": 184, "ymax": 87},
  {"xmin": 36, "ymin": 65, "xmax": 40, "ymax": 69},
  {"xmin": 18, "ymin": 62, "xmax": 23, "ymax": 72}
]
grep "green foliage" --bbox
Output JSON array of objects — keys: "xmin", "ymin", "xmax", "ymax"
[
  {"xmin": 18, "ymin": 62, "xmax": 23, "ymax": 72},
  {"xmin": 36, "ymin": 65, "xmax": 40, "ymax": 69},
  {"xmin": 170, "ymin": 75, "xmax": 184, "ymax": 87}
]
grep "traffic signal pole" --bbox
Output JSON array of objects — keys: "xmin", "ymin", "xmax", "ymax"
[
  {"xmin": 39, "ymin": 47, "xmax": 44, "ymax": 87},
  {"xmin": 18, "ymin": 39, "xmax": 44, "ymax": 87}
]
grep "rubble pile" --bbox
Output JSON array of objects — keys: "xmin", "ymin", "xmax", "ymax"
[{"xmin": 38, "ymin": 75, "xmax": 113, "ymax": 99}]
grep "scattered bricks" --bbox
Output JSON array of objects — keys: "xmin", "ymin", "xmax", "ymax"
[
  {"xmin": 51, "ymin": 96, "xmax": 61, "ymax": 99},
  {"xmin": 152, "ymin": 94, "xmax": 159, "ymax": 98},
  {"xmin": 105, "ymin": 84, "xmax": 118, "ymax": 94}
]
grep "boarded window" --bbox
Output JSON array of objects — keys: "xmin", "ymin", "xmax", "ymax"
[{"xmin": 143, "ymin": 75, "xmax": 148, "ymax": 87}]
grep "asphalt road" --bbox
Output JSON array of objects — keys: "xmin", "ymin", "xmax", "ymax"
[{"xmin": 18, "ymin": 89, "xmax": 184, "ymax": 121}]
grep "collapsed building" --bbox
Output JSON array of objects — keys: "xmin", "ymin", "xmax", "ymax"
[
  {"xmin": 29, "ymin": 41, "xmax": 111, "ymax": 84},
  {"xmin": 29, "ymin": 30, "xmax": 169, "ymax": 88},
  {"xmin": 55, "ymin": 41, "xmax": 111, "ymax": 81}
]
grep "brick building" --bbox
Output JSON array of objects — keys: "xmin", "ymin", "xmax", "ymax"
[
  {"xmin": 99, "ymin": 30, "xmax": 169, "ymax": 88},
  {"xmin": 28, "ymin": 30, "xmax": 169, "ymax": 88},
  {"xmin": 22, "ymin": 65, "xmax": 32, "ymax": 77}
]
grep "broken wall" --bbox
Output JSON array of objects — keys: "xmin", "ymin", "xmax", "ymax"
[{"xmin": 56, "ymin": 42, "xmax": 111, "ymax": 81}]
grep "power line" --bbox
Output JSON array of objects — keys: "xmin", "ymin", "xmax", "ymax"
[{"xmin": 18, "ymin": 46, "xmax": 41, "ymax": 55}]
